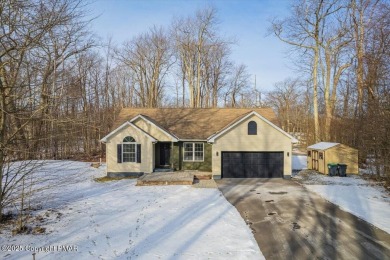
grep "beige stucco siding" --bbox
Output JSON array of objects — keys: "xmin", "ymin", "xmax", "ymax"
[
  {"xmin": 106, "ymin": 124, "xmax": 154, "ymax": 174},
  {"xmin": 307, "ymin": 144, "xmax": 358, "ymax": 174},
  {"xmin": 212, "ymin": 115, "xmax": 292, "ymax": 177},
  {"xmin": 325, "ymin": 145, "xmax": 359, "ymax": 174},
  {"xmin": 133, "ymin": 117, "xmax": 173, "ymax": 141}
]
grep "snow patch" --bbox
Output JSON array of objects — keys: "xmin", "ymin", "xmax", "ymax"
[
  {"xmin": 0, "ymin": 161, "xmax": 264, "ymax": 260},
  {"xmin": 305, "ymin": 184, "xmax": 390, "ymax": 234},
  {"xmin": 292, "ymin": 155, "xmax": 307, "ymax": 170},
  {"xmin": 296, "ymin": 171, "xmax": 390, "ymax": 234}
]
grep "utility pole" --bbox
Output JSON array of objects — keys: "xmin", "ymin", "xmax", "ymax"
[{"xmin": 254, "ymin": 75, "xmax": 261, "ymax": 107}]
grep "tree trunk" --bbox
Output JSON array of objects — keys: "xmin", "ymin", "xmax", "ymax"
[
  {"xmin": 324, "ymin": 49, "xmax": 332, "ymax": 141},
  {"xmin": 313, "ymin": 46, "xmax": 320, "ymax": 143}
]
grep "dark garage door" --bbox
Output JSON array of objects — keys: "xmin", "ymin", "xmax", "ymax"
[{"xmin": 222, "ymin": 152, "xmax": 284, "ymax": 178}]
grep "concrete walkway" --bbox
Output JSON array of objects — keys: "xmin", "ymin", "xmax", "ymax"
[
  {"xmin": 217, "ymin": 178, "xmax": 390, "ymax": 260},
  {"xmin": 137, "ymin": 172, "xmax": 194, "ymax": 186},
  {"xmin": 136, "ymin": 171, "xmax": 217, "ymax": 188}
]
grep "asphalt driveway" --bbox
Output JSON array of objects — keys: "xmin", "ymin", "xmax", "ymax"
[{"xmin": 216, "ymin": 179, "xmax": 390, "ymax": 260}]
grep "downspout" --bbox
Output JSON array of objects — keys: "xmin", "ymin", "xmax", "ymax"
[
  {"xmin": 324, "ymin": 150, "xmax": 326, "ymax": 175},
  {"xmin": 153, "ymin": 142, "xmax": 156, "ymax": 172},
  {"xmin": 171, "ymin": 142, "xmax": 174, "ymax": 171},
  {"xmin": 100, "ymin": 140, "xmax": 108, "ymax": 175}
]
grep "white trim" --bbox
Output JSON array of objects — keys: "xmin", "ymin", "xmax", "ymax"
[
  {"xmin": 183, "ymin": 142, "xmax": 204, "ymax": 162},
  {"xmin": 122, "ymin": 142, "xmax": 137, "ymax": 163},
  {"xmin": 180, "ymin": 139, "xmax": 208, "ymax": 142},
  {"xmin": 100, "ymin": 121, "xmax": 157, "ymax": 143},
  {"xmin": 207, "ymin": 111, "xmax": 298, "ymax": 143},
  {"xmin": 130, "ymin": 114, "xmax": 179, "ymax": 142}
]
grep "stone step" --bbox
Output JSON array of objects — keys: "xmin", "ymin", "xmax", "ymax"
[
  {"xmin": 137, "ymin": 180, "xmax": 194, "ymax": 186},
  {"xmin": 136, "ymin": 171, "xmax": 194, "ymax": 186},
  {"xmin": 194, "ymin": 174, "xmax": 212, "ymax": 180},
  {"xmin": 153, "ymin": 168, "xmax": 174, "ymax": 172}
]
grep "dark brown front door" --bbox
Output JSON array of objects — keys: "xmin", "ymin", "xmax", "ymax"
[{"xmin": 160, "ymin": 143, "xmax": 171, "ymax": 166}]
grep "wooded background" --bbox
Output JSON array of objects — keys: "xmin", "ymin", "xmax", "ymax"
[{"xmin": 0, "ymin": 0, "xmax": 388, "ymax": 175}]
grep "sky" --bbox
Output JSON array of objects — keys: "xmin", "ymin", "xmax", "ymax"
[{"xmin": 88, "ymin": 0, "xmax": 295, "ymax": 92}]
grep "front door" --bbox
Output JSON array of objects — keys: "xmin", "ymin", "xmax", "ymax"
[{"xmin": 159, "ymin": 143, "xmax": 171, "ymax": 166}]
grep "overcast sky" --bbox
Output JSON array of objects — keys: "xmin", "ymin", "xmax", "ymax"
[{"xmin": 89, "ymin": 0, "xmax": 295, "ymax": 92}]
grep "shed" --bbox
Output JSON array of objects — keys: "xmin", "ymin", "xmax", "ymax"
[{"xmin": 307, "ymin": 142, "xmax": 358, "ymax": 175}]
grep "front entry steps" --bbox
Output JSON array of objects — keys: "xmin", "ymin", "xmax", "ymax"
[
  {"xmin": 136, "ymin": 171, "xmax": 214, "ymax": 186},
  {"xmin": 194, "ymin": 172, "xmax": 212, "ymax": 180},
  {"xmin": 192, "ymin": 173, "xmax": 216, "ymax": 188},
  {"xmin": 154, "ymin": 167, "xmax": 174, "ymax": 172},
  {"xmin": 137, "ymin": 171, "xmax": 194, "ymax": 186}
]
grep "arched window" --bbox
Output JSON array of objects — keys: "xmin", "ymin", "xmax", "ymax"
[
  {"xmin": 122, "ymin": 136, "xmax": 136, "ymax": 162},
  {"xmin": 123, "ymin": 136, "xmax": 136, "ymax": 142},
  {"xmin": 248, "ymin": 121, "xmax": 257, "ymax": 135}
]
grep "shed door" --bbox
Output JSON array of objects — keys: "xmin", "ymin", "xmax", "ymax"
[
  {"xmin": 222, "ymin": 152, "xmax": 284, "ymax": 178},
  {"xmin": 312, "ymin": 151, "xmax": 319, "ymax": 170}
]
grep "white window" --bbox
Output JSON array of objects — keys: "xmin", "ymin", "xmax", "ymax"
[
  {"xmin": 122, "ymin": 136, "xmax": 136, "ymax": 162},
  {"xmin": 183, "ymin": 142, "xmax": 204, "ymax": 162}
]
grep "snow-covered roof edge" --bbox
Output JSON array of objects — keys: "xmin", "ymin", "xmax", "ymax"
[{"xmin": 307, "ymin": 142, "xmax": 340, "ymax": 150}]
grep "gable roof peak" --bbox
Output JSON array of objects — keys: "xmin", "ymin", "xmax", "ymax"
[{"xmin": 110, "ymin": 107, "xmax": 279, "ymax": 140}]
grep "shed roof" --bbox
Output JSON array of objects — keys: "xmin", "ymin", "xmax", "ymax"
[
  {"xmin": 111, "ymin": 108, "xmax": 279, "ymax": 140},
  {"xmin": 307, "ymin": 142, "xmax": 340, "ymax": 150}
]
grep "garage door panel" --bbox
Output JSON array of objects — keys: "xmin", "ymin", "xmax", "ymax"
[
  {"xmin": 222, "ymin": 152, "xmax": 283, "ymax": 178},
  {"xmin": 243, "ymin": 156, "xmax": 251, "ymax": 164}
]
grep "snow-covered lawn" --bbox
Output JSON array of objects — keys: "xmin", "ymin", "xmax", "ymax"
[
  {"xmin": 0, "ymin": 161, "xmax": 263, "ymax": 260},
  {"xmin": 294, "ymin": 171, "xmax": 390, "ymax": 234}
]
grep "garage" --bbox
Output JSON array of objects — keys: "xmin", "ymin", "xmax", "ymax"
[{"xmin": 221, "ymin": 152, "xmax": 284, "ymax": 178}]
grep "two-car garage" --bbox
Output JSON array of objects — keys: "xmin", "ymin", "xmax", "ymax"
[
  {"xmin": 221, "ymin": 152, "xmax": 284, "ymax": 178},
  {"xmin": 210, "ymin": 112, "xmax": 295, "ymax": 179}
]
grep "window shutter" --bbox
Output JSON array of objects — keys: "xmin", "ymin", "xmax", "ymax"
[
  {"xmin": 117, "ymin": 144, "xmax": 122, "ymax": 163},
  {"xmin": 136, "ymin": 144, "xmax": 141, "ymax": 163}
]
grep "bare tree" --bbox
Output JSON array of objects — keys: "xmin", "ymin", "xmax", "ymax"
[
  {"xmin": 264, "ymin": 78, "xmax": 313, "ymax": 147},
  {"xmin": 201, "ymin": 42, "xmax": 231, "ymax": 107},
  {"xmin": 173, "ymin": 7, "xmax": 233, "ymax": 108},
  {"xmin": 349, "ymin": 0, "xmax": 380, "ymax": 116},
  {"xmin": 271, "ymin": 0, "xmax": 343, "ymax": 142},
  {"xmin": 264, "ymin": 78, "xmax": 301, "ymax": 132},
  {"xmin": 318, "ymin": 4, "xmax": 352, "ymax": 140},
  {"xmin": 0, "ymin": 0, "xmax": 92, "ymax": 221},
  {"xmin": 118, "ymin": 27, "xmax": 174, "ymax": 108},
  {"xmin": 224, "ymin": 64, "xmax": 250, "ymax": 107}
]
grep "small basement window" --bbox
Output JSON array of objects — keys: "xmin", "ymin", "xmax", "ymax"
[{"xmin": 248, "ymin": 121, "xmax": 257, "ymax": 135}]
